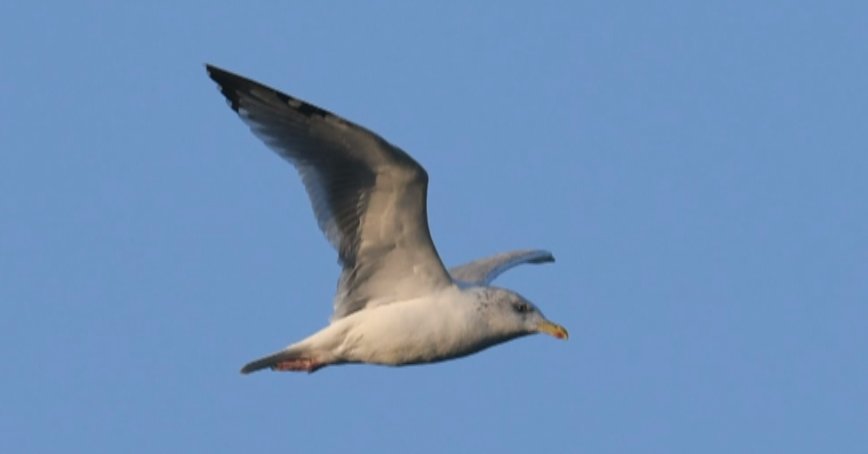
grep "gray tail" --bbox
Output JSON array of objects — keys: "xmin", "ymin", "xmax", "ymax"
[{"xmin": 240, "ymin": 349, "xmax": 301, "ymax": 374}]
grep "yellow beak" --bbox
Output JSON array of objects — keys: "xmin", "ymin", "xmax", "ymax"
[{"xmin": 537, "ymin": 320, "xmax": 569, "ymax": 340}]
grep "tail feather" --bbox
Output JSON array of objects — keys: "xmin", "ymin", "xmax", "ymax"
[
  {"xmin": 240, "ymin": 347, "xmax": 325, "ymax": 374},
  {"xmin": 240, "ymin": 349, "xmax": 297, "ymax": 374}
]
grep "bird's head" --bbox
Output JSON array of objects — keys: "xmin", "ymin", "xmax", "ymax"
[{"xmin": 475, "ymin": 287, "xmax": 569, "ymax": 341}]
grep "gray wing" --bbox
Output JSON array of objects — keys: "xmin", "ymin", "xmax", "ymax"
[
  {"xmin": 449, "ymin": 249, "xmax": 555, "ymax": 285},
  {"xmin": 206, "ymin": 65, "xmax": 452, "ymax": 320}
]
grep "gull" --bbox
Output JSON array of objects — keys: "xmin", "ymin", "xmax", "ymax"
[{"xmin": 205, "ymin": 65, "xmax": 568, "ymax": 374}]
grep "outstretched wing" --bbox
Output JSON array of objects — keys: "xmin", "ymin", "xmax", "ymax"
[
  {"xmin": 206, "ymin": 65, "xmax": 452, "ymax": 320},
  {"xmin": 449, "ymin": 249, "xmax": 554, "ymax": 285}
]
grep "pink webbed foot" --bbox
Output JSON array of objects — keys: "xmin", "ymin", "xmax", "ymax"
[{"xmin": 272, "ymin": 358, "xmax": 324, "ymax": 373}]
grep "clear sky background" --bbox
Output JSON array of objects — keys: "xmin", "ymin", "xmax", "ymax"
[{"xmin": 2, "ymin": 2, "xmax": 866, "ymax": 453}]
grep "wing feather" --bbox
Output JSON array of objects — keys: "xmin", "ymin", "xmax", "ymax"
[
  {"xmin": 449, "ymin": 249, "xmax": 554, "ymax": 285},
  {"xmin": 206, "ymin": 65, "xmax": 452, "ymax": 319}
]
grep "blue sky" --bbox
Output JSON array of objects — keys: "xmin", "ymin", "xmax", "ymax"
[{"xmin": 2, "ymin": 1, "xmax": 866, "ymax": 452}]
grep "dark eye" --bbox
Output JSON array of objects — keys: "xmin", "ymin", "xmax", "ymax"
[{"xmin": 514, "ymin": 303, "xmax": 532, "ymax": 314}]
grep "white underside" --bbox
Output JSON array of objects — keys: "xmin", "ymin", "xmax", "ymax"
[{"xmin": 289, "ymin": 285, "xmax": 491, "ymax": 366}]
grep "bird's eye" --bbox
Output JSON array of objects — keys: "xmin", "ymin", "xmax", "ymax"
[{"xmin": 514, "ymin": 303, "xmax": 532, "ymax": 314}]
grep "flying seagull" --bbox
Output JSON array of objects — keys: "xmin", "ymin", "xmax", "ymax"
[{"xmin": 205, "ymin": 65, "xmax": 568, "ymax": 374}]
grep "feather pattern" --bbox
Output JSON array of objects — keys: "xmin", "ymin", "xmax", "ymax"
[
  {"xmin": 206, "ymin": 65, "xmax": 452, "ymax": 320},
  {"xmin": 449, "ymin": 249, "xmax": 555, "ymax": 285}
]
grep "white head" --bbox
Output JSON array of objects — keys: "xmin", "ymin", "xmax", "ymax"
[{"xmin": 471, "ymin": 287, "xmax": 568, "ymax": 346}]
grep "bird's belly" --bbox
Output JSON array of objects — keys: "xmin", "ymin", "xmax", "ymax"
[{"xmin": 337, "ymin": 298, "xmax": 483, "ymax": 366}]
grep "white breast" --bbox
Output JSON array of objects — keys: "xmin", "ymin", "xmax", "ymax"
[{"xmin": 334, "ymin": 285, "xmax": 484, "ymax": 365}]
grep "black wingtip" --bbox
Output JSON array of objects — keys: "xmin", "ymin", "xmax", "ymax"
[
  {"xmin": 204, "ymin": 64, "xmax": 343, "ymax": 122},
  {"xmin": 204, "ymin": 64, "xmax": 243, "ymax": 87},
  {"xmin": 529, "ymin": 250, "xmax": 556, "ymax": 264},
  {"xmin": 204, "ymin": 64, "xmax": 251, "ymax": 113}
]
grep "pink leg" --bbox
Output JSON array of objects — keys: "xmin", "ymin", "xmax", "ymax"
[{"xmin": 272, "ymin": 358, "xmax": 324, "ymax": 373}]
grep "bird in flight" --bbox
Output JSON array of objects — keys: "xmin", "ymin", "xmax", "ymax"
[{"xmin": 205, "ymin": 65, "xmax": 568, "ymax": 374}]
